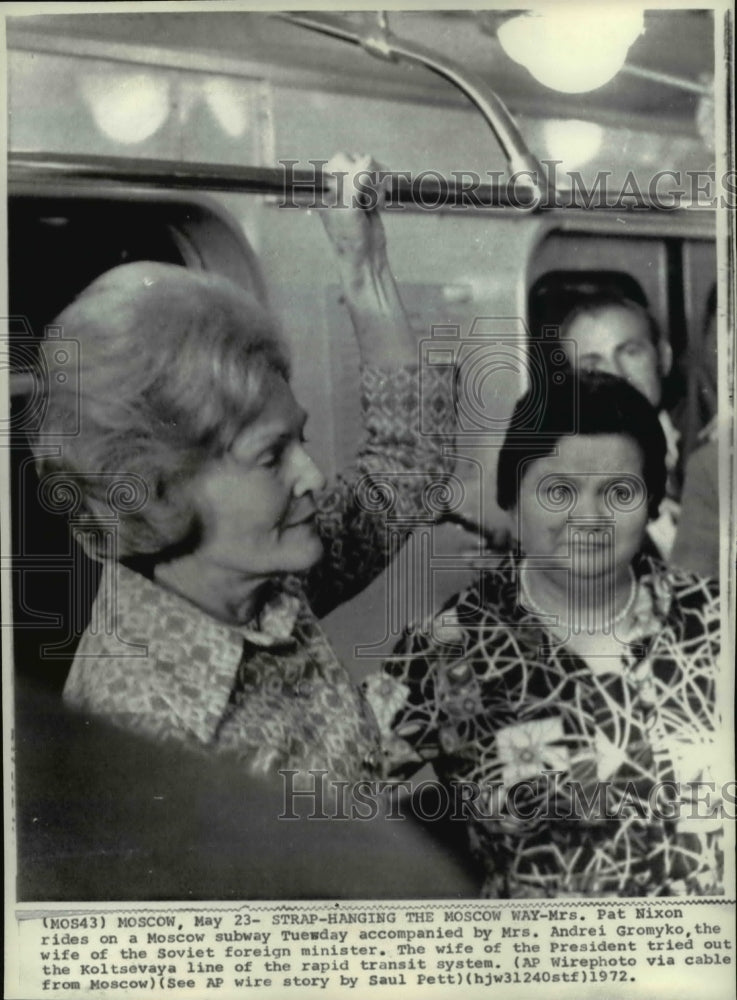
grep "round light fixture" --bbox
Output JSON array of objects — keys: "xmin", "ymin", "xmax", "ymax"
[
  {"xmin": 79, "ymin": 70, "xmax": 171, "ymax": 144},
  {"xmin": 543, "ymin": 118, "xmax": 604, "ymax": 169},
  {"xmin": 498, "ymin": 9, "xmax": 644, "ymax": 93},
  {"xmin": 203, "ymin": 78, "xmax": 251, "ymax": 139}
]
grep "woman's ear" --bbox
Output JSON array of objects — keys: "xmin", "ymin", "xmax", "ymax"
[{"xmin": 657, "ymin": 338, "xmax": 673, "ymax": 380}]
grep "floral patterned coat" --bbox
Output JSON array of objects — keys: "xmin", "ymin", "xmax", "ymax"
[{"xmin": 367, "ymin": 553, "xmax": 723, "ymax": 897}]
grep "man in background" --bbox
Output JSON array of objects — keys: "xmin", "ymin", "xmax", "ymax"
[{"xmin": 559, "ymin": 294, "xmax": 682, "ymax": 560}]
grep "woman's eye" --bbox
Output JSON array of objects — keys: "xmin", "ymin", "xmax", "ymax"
[
  {"xmin": 603, "ymin": 476, "xmax": 645, "ymax": 512},
  {"xmin": 259, "ymin": 447, "xmax": 284, "ymax": 469},
  {"xmin": 256, "ymin": 432, "xmax": 306, "ymax": 469},
  {"xmin": 538, "ymin": 476, "xmax": 576, "ymax": 511}
]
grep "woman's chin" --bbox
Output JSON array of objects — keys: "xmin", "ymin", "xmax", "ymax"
[{"xmin": 279, "ymin": 530, "xmax": 325, "ymax": 573}]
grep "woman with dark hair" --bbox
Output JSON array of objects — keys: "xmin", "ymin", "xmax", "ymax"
[
  {"xmin": 368, "ymin": 371, "xmax": 722, "ymax": 897},
  {"xmin": 34, "ymin": 158, "xmax": 454, "ymax": 783}
]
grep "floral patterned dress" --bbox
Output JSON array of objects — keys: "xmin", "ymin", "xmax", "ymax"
[{"xmin": 366, "ymin": 553, "xmax": 723, "ymax": 897}]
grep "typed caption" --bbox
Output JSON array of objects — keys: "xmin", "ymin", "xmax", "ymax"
[{"xmin": 10, "ymin": 900, "xmax": 735, "ymax": 1000}]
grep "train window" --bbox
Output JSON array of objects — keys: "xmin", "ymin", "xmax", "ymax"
[
  {"xmin": 8, "ymin": 193, "xmax": 264, "ymax": 363},
  {"xmin": 10, "ymin": 202, "xmax": 184, "ymax": 364}
]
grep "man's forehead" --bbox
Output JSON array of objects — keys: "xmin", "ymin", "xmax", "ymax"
[{"xmin": 565, "ymin": 307, "xmax": 652, "ymax": 344}]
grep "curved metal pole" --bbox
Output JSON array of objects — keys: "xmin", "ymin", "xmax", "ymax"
[{"xmin": 277, "ymin": 11, "xmax": 554, "ymax": 203}]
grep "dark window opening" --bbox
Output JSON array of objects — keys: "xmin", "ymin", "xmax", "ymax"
[{"xmin": 9, "ymin": 198, "xmax": 188, "ymax": 366}]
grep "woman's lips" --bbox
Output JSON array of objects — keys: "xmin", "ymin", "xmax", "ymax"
[
  {"xmin": 566, "ymin": 534, "xmax": 613, "ymax": 557},
  {"xmin": 284, "ymin": 509, "xmax": 317, "ymax": 529}
]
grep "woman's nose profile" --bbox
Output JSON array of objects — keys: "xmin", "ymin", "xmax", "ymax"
[{"xmin": 292, "ymin": 446, "xmax": 326, "ymax": 496}]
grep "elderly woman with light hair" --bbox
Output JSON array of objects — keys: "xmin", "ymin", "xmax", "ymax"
[{"xmin": 34, "ymin": 160, "xmax": 453, "ymax": 783}]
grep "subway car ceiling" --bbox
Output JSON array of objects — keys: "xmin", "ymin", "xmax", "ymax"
[
  {"xmin": 7, "ymin": 7, "xmax": 719, "ymax": 477},
  {"xmin": 7, "ymin": 10, "xmax": 715, "ymax": 125}
]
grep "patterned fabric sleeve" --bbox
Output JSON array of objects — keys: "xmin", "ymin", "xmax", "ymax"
[
  {"xmin": 306, "ymin": 364, "xmax": 454, "ymax": 618},
  {"xmin": 363, "ymin": 598, "xmax": 472, "ymax": 778}
]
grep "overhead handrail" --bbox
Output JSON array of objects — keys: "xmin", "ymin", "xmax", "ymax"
[
  {"xmin": 6, "ymin": 151, "xmax": 545, "ymax": 207},
  {"xmin": 9, "ymin": 151, "xmax": 716, "ymax": 214},
  {"xmin": 276, "ymin": 10, "xmax": 555, "ymax": 205}
]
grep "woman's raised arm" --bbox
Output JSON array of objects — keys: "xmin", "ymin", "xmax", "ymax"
[
  {"xmin": 306, "ymin": 154, "xmax": 456, "ymax": 617},
  {"xmin": 318, "ymin": 152, "xmax": 416, "ymax": 368}
]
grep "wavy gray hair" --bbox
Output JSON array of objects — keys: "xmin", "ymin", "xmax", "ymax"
[{"xmin": 34, "ymin": 261, "xmax": 290, "ymax": 561}]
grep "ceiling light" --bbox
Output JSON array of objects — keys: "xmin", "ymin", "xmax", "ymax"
[
  {"xmin": 203, "ymin": 78, "xmax": 251, "ymax": 138},
  {"xmin": 543, "ymin": 118, "xmax": 604, "ymax": 169},
  {"xmin": 79, "ymin": 70, "xmax": 171, "ymax": 144},
  {"xmin": 498, "ymin": 9, "xmax": 644, "ymax": 93}
]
